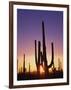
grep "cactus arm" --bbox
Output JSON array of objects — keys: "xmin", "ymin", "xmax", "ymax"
[
  {"xmin": 48, "ymin": 42, "xmax": 54, "ymax": 68},
  {"xmin": 35, "ymin": 40, "xmax": 38, "ymax": 66}
]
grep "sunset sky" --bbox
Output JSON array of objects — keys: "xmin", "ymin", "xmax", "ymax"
[{"xmin": 17, "ymin": 9, "xmax": 63, "ymax": 72}]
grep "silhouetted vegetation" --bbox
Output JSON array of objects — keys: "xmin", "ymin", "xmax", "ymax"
[{"xmin": 17, "ymin": 70, "xmax": 63, "ymax": 80}]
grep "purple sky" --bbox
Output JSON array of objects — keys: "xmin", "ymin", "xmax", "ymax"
[{"xmin": 17, "ymin": 9, "xmax": 63, "ymax": 69}]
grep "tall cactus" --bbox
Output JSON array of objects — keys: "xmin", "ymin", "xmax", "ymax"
[{"xmin": 35, "ymin": 21, "xmax": 54, "ymax": 76}]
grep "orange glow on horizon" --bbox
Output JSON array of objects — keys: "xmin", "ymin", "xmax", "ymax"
[
  {"xmin": 40, "ymin": 65, "xmax": 45, "ymax": 74},
  {"xmin": 17, "ymin": 54, "xmax": 63, "ymax": 73}
]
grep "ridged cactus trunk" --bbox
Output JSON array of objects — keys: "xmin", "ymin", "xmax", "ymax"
[{"xmin": 42, "ymin": 21, "xmax": 48, "ymax": 76}]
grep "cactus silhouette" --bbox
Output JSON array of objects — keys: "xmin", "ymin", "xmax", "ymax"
[
  {"xmin": 35, "ymin": 21, "xmax": 54, "ymax": 76},
  {"xmin": 23, "ymin": 54, "xmax": 26, "ymax": 74}
]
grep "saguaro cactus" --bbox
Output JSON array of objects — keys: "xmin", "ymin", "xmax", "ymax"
[{"xmin": 35, "ymin": 21, "xmax": 54, "ymax": 76}]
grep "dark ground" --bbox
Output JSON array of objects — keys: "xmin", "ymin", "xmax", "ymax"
[{"xmin": 17, "ymin": 70, "xmax": 63, "ymax": 81}]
